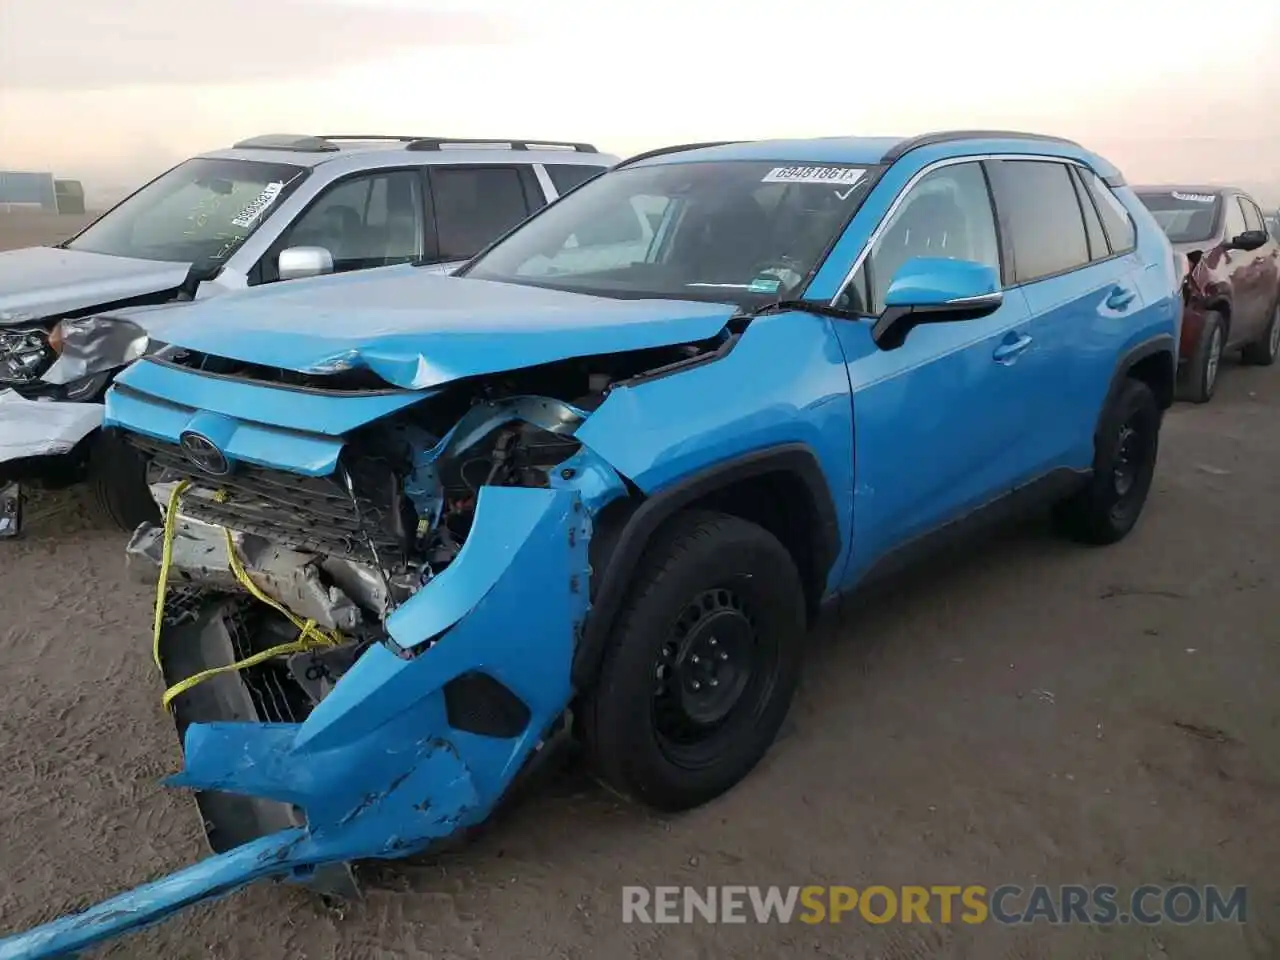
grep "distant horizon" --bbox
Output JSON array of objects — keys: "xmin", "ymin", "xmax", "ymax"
[{"xmin": 3, "ymin": 0, "xmax": 1277, "ymax": 208}]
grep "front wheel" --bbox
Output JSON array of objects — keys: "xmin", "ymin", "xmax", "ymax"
[
  {"xmin": 1052, "ymin": 378, "xmax": 1161, "ymax": 546},
  {"xmin": 1179, "ymin": 311, "xmax": 1224, "ymax": 403},
  {"xmin": 583, "ymin": 511, "xmax": 806, "ymax": 812},
  {"xmin": 87, "ymin": 429, "xmax": 160, "ymax": 532}
]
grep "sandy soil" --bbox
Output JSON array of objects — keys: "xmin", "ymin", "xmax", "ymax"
[{"xmin": 0, "ymin": 212, "xmax": 1276, "ymax": 958}]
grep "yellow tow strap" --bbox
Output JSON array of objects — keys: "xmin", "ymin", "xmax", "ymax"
[{"xmin": 153, "ymin": 482, "xmax": 342, "ymax": 711}]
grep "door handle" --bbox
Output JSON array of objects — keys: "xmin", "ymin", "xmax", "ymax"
[
  {"xmin": 1106, "ymin": 286, "xmax": 1137, "ymax": 311},
  {"xmin": 993, "ymin": 333, "xmax": 1033, "ymax": 363}
]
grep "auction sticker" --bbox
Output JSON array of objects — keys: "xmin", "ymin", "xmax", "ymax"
[
  {"xmin": 761, "ymin": 165, "xmax": 865, "ymax": 187},
  {"xmin": 230, "ymin": 181, "xmax": 286, "ymax": 229},
  {"xmin": 1171, "ymin": 191, "xmax": 1216, "ymax": 204}
]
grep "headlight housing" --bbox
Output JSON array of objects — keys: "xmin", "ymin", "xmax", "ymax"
[
  {"xmin": 39, "ymin": 315, "xmax": 150, "ymax": 388},
  {"xmin": 0, "ymin": 327, "xmax": 56, "ymax": 385}
]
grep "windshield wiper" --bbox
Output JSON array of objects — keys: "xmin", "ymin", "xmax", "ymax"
[{"xmin": 739, "ymin": 298, "xmax": 867, "ymax": 321}]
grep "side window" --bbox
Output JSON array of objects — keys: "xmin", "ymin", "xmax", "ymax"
[
  {"xmin": 860, "ymin": 162, "xmax": 1000, "ymax": 313},
  {"xmin": 272, "ymin": 170, "xmax": 424, "ymax": 278},
  {"xmin": 546, "ymin": 163, "xmax": 607, "ymax": 196},
  {"xmin": 1069, "ymin": 167, "xmax": 1109, "ymax": 261},
  {"xmin": 1080, "ymin": 170, "xmax": 1136, "ymax": 253},
  {"xmin": 991, "ymin": 160, "xmax": 1090, "ymax": 283},
  {"xmin": 431, "ymin": 166, "xmax": 535, "ymax": 261},
  {"xmin": 1223, "ymin": 197, "xmax": 1248, "ymax": 240},
  {"xmin": 1240, "ymin": 198, "xmax": 1265, "ymax": 234}
]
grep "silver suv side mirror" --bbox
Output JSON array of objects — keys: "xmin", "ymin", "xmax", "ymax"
[{"xmin": 278, "ymin": 246, "xmax": 334, "ymax": 281}]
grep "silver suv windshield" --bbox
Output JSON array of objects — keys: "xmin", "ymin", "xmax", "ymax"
[
  {"xmin": 464, "ymin": 160, "xmax": 881, "ymax": 303},
  {"xmin": 65, "ymin": 157, "xmax": 307, "ymax": 273}
]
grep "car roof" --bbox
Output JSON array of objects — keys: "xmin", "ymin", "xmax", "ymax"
[
  {"xmin": 624, "ymin": 130, "xmax": 1124, "ymax": 182},
  {"xmin": 194, "ymin": 134, "xmax": 619, "ymax": 171}
]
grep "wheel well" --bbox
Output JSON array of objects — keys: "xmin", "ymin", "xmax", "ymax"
[
  {"xmin": 1126, "ymin": 350, "xmax": 1175, "ymax": 410},
  {"xmin": 678, "ymin": 471, "xmax": 826, "ymax": 619},
  {"xmin": 1209, "ymin": 298, "xmax": 1231, "ymax": 339}
]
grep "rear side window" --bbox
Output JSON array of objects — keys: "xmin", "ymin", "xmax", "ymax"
[
  {"xmin": 430, "ymin": 166, "xmax": 537, "ymax": 261},
  {"xmin": 1080, "ymin": 170, "xmax": 1136, "ymax": 253},
  {"xmin": 991, "ymin": 160, "xmax": 1090, "ymax": 283},
  {"xmin": 546, "ymin": 163, "xmax": 607, "ymax": 195}
]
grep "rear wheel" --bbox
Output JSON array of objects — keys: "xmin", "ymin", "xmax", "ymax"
[
  {"xmin": 1241, "ymin": 300, "xmax": 1280, "ymax": 366},
  {"xmin": 583, "ymin": 510, "xmax": 806, "ymax": 811},
  {"xmin": 1053, "ymin": 378, "xmax": 1161, "ymax": 546},
  {"xmin": 87, "ymin": 429, "xmax": 160, "ymax": 532},
  {"xmin": 1180, "ymin": 311, "xmax": 1225, "ymax": 403}
]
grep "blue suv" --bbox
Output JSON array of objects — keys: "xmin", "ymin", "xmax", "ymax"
[{"xmin": 0, "ymin": 131, "xmax": 1180, "ymax": 957}]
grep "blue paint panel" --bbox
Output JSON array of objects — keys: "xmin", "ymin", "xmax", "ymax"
[
  {"xmin": 135, "ymin": 270, "xmax": 738, "ymax": 390},
  {"xmin": 113, "ymin": 358, "xmax": 427, "ymax": 435},
  {"xmin": 104, "ymin": 386, "xmax": 344, "ymax": 477},
  {"xmin": 576, "ymin": 312, "xmax": 855, "ymax": 596}
]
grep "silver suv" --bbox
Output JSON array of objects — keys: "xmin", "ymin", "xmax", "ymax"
[{"xmin": 0, "ymin": 134, "xmax": 617, "ymax": 536}]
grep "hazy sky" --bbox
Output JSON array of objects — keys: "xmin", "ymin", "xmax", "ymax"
[{"xmin": 2, "ymin": 0, "xmax": 1278, "ymax": 199}]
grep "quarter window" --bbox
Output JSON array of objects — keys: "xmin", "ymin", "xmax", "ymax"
[
  {"xmin": 431, "ymin": 166, "xmax": 537, "ymax": 261},
  {"xmin": 546, "ymin": 163, "xmax": 608, "ymax": 195},
  {"xmin": 1080, "ymin": 170, "xmax": 1136, "ymax": 253},
  {"xmin": 1223, "ymin": 197, "xmax": 1248, "ymax": 240},
  {"xmin": 271, "ymin": 170, "xmax": 424, "ymax": 279},
  {"xmin": 859, "ymin": 162, "xmax": 1001, "ymax": 313},
  {"xmin": 1240, "ymin": 198, "xmax": 1265, "ymax": 234},
  {"xmin": 992, "ymin": 160, "xmax": 1090, "ymax": 283},
  {"xmin": 1069, "ymin": 167, "xmax": 1109, "ymax": 261}
]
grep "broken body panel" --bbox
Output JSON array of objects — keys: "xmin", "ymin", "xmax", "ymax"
[{"xmin": 0, "ymin": 291, "xmax": 858, "ymax": 957}]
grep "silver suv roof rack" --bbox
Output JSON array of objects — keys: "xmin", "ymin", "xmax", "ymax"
[{"xmin": 405, "ymin": 137, "xmax": 598, "ymax": 153}]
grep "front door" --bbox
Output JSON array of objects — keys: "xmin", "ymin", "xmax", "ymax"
[{"xmin": 828, "ymin": 160, "xmax": 1043, "ymax": 580}]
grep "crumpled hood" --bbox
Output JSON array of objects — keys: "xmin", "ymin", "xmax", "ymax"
[
  {"xmin": 0, "ymin": 246, "xmax": 193, "ymax": 325},
  {"xmin": 135, "ymin": 269, "xmax": 740, "ymax": 390}
]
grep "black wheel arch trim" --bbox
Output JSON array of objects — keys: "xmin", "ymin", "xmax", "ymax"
[
  {"xmin": 572, "ymin": 443, "xmax": 841, "ymax": 689},
  {"xmin": 1105, "ymin": 333, "xmax": 1177, "ymax": 415}
]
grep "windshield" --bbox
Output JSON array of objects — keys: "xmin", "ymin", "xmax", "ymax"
[
  {"xmin": 1136, "ymin": 190, "xmax": 1221, "ymax": 244},
  {"xmin": 66, "ymin": 157, "xmax": 307, "ymax": 272},
  {"xmin": 463, "ymin": 160, "xmax": 882, "ymax": 303}
]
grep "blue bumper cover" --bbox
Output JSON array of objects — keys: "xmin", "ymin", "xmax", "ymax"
[{"xmin": 0, "ymin": 482, "xmax": 599, "ymax": 959}]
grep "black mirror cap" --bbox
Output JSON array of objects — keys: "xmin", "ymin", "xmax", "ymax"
[
  {"xmin": 1228, "ymin": 229, "xmax": 1269, "ymax": 252},
  {"xmin": 870, "ymin": 295, "xmax": 1003, "ymax": 352}
]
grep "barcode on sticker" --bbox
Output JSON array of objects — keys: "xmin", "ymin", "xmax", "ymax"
[
  {"xmin": 230, "ymin": 182, "xmax": 285, "ymax": 229},
  {"xmin": 762, "ymin": 166, "xmax": 865, "ymax": 186},
  {"xmin": 1171, "ymin": 191, "xmax": 1216, "ymax": 204}
]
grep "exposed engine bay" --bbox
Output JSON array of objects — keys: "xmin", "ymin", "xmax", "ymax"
[{"xmin": 124, "ymin": 337, "xmax": 729, "ymax": 680}]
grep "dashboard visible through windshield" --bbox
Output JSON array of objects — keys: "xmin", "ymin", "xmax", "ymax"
[
  {"xmin": 463, "ymin": 159, "xmax": 884, "ymax": 304},
  {"xmin": 65, "ymin": 157, "xmax": 308, "ymax": 273}
]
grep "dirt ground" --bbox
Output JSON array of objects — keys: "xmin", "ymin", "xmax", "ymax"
[{"xmin": 0, "ymin": 212, "xmax": 1276, "ymax": 958}]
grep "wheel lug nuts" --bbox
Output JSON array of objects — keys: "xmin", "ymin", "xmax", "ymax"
[
  {"xmin": 709, "ymin": 678, "xmax": 719, "ymax": 687},
  {"xmin": 719, "ymin": 651, "xmax": 729, "ymax": 661},
  {"xmin": 709, "ymin": 638, "xmax": 718, "ymax": 646},
  {"xmin": 691, "ymin": 680, "xmax": 701, "ymax": 690},
  {"xmin": 691, "ymin": 654, "xmax": 700, "ymax": 664}
]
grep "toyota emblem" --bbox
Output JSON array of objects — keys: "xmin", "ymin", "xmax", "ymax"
[{"xmin": 179, "ymin": 431, "xmax": 231, "ymax": 476}]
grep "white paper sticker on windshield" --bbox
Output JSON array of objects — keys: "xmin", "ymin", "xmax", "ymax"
[
  {"xmin": 1171, "ymin": 191, "xmax": 1216, "ymax": 204},
  {"xmin": 230, "ymin": 181, "xmax": 285, "ymax": 229},
  {"xmin": 761, "ymin": 166, "xmax": 866, "ymax": 187}
]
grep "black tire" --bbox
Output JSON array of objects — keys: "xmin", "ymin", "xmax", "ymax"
[
  {"xmin": 583, "ymin": 510, "xmax": 806, "ymax": 812},
  {"xmin": 1240, "ymin": 299, "xmax": 1280, "ymax": 367},
  {"xmin": 87, "ymin": 430, "xmax": 160, "ymax": 532},
  {"xmin": 1053, "ymin": 378, "xmax": 1161, "ymax": 546},
  {"xmin": 1179, "ymin": 311, "xmax": 1225, "ymax": 403}
]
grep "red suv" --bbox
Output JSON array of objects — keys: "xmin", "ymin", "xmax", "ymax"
[{"xmin": 1135, "ymin": 186, "xmax": 1280, "ymax": 402}]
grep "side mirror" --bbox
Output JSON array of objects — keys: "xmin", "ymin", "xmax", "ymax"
[
  {"xmin": 1226, "ymin": 229, "xmax": 1269, "ymax": 252},
  {"xmin": 277, "ymin": 246, "xmax": 334, "ymax": 281},
  {"xmin": 871, "ymin": 257, "xmax": 1003, "ymax": 351}
]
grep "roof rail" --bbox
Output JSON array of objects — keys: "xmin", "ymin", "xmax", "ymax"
[
  {"xmin": 881, "ymin": 130, "xmax": 1082, "ymax": 163},
  {"xmin": 614, "ymin": 141, "xmax": 744, "ymax": 168},
  {"xmin": 232, "ymin": 134, "xmax": 340, "ymax": 153},
  {"xmin": 405, "ymin": 137, "xmax": 598, "ymax": 153}
]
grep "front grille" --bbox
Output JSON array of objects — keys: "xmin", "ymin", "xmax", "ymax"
[{"xmin": 129, "ymin": 433, "xmax": 412, "ymax": 563}]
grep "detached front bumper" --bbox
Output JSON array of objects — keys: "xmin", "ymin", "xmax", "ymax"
[
  {"xmin": 0, "ymin": 389, "xmax": 102, "ymax": 474},
  {"xmin": 0, "ymin": 482, "xmax": 598, "ymax": 959}
]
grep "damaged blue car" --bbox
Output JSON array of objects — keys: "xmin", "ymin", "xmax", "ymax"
[{"xmin": 0, "ymin": 130, "xmax": 1181, "ymax": 958}]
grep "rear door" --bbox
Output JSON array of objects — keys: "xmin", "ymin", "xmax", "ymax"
[
  {"xmin": 985, "ymin": 159, "xmax": 1146, "ymax": 470},
  {"xmin": 424, "ymin": 164, "xmax": 545, "ymax": 266}
]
